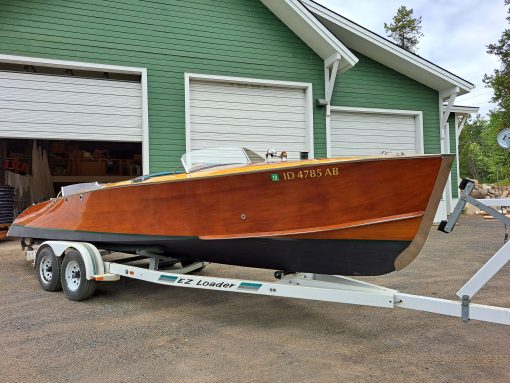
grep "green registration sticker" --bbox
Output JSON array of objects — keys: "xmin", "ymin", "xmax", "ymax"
[{"xmin": 271, "ymin": 173, "xmax": 280, "ymax": 182}]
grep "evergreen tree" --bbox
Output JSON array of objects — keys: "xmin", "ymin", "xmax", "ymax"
[
  {"xmin": 483, "ymin": 0, "xmax": 510, "ymax": 125},
  {"xmin": 460, "ymin": 114, "xmax": 510, "ymax": 183},
  {"xmin": 384, "ymin": 6, "xmax": 424, "ymax": 53}
]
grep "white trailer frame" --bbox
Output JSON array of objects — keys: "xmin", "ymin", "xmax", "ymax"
[
  {"xmin": 28, "ymin": 242, "xmax": 510, "ymax": 325},
  {"xmin": 99, "ymin": 260, "xmax": 510, "ymax": 325}
]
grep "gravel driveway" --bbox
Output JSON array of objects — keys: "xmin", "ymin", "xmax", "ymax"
[{"xmin": 0, "ymin": 216, "xmax": 509, "ymax": 382}]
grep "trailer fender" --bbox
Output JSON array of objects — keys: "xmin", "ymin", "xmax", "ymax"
[{"xmin": 38, "ymin": 241, "xmax": 104, "ymax": 280}]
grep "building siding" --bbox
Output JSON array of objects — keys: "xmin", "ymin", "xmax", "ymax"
[
  {"xmin": 0, "ymin": 0, "xmax": 326, "ymax": 170},
  {"xmin": 331, "ymin": 51, "xmax": 440, "ymax": 154}
]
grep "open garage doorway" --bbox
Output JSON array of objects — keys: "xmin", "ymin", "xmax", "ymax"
[{"xmin": 1, "ymin": 139, "xmax": 142, "ymax": 215}]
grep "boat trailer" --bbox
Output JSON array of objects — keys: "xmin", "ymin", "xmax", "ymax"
[{"xmin": 24, "ymin": 179, "xmax": 510, "ymax": 325}]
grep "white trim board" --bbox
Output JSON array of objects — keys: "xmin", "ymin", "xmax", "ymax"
[
  {"xmin": 327, "ymin": 106, "xmax": 424, "ymax": 156},
  {"xmin": 302, "ymin": 0, "xmax": 474, "ymax": 95},
  {"xmin": 0, "ymin": 54, "xmax": 150, "ymax": 174},
  {"xmin": 184, "ymin": 73, "xmax": 314, "ymax": 159},
  {"xmin": 261, "ymin": 0, "xmax": 358, "ymax": 73},
  {"xmin": 449, "ymin": 105, "xmax": 480, "ymax": 116}
]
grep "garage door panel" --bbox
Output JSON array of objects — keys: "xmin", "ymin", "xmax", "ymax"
[
  {"xmin": 191, "ymin": 141, "xmax": 305, "ymax": 160},
  {"xmin": 1, "ymin": 122, "xmax": 142, "ymax": 141},
  {"xmin": 330, "ymin": 135, "xmax": 416, "ymax": 146},
  {"xmin": 191, "ymin": 132, "xmax": 307, "ymax": 143},
  {"xmin": 0, "ymin": 70, "xmax": 143, "ymax": 142},
  {"xmin": 1, "ymin": 78, "xmax": 141, "ymax": 98},
  {"xmin": 192, "ymin": 81, "xmax": 305, "ymax": 98},
  {"xmin": 335, "ymin": 147, "xmax": 415, "ymax": 156},
  {"xmin": 337, "ymin": 116, "xmax": 414, "ymax": 126},
  {"xmin": 330, "ymin": 110, "xmax": 418, "ymax": 157},
  {"xmin": 0, "ymin": 71, "xmax": 139, "ymax": 90},
  {"xmin": 190, "ymin": 99, "xmax": 306, "ymax": 113},
  {"xmin": 0, "ymin": 73, "xmax": 141, "ymax": 97},
  {"xmin": 0, "ymin": 101, "xmax": 141, "ymax": 116},
  {"xmin": 0, "ymin": 89, "xmax": 141, "ymax": 109},
  {"xmin": 190, "ymin": 93, "xmax": 304, "ymax": 108},
  {"xmin": 189, "ymin": 79, "xmax": 309, "ymax": 159},
  {"xmin": 191, "ymin": 108, "xmax": 306, "ymax": 122},
  {"xmin": 330, "ymin": 129, "xmax": 415, "ymax": 139},
  {"xmin": 191, "ymin": 125, "xmax": 307, "ymax": 136},
  {"xmin": 0, "ymin": 109, "xmax": 140, "ymax": 127},
  {"xmin": 190, "ymin": 120, "xmax": 304, "ymax": 132},
  {"xmin": 191, "ymin": 83, "xmax": 302, "ymax": 102}
]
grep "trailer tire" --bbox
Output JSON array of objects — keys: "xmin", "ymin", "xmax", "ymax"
[
  {"xmin": 35, "ymin": 246, "xmax": 62, "ymax": 292},
  {"xmin": 61, "ymin": 249, "xmax": 96, "ymax": 301}
]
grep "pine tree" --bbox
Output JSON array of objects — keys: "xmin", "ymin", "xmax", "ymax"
[
  {"xmin": 483, "ymin": 0, "xmax": 510, "ymax": 125},
  {"xmin": 384, "ymin": 6, "xmax": 424, "ymax": 53}
]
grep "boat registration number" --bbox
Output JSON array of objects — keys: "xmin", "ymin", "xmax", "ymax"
[{"xmin": 272, "ymin": 167, "xmax": 339, "ymax": 182}]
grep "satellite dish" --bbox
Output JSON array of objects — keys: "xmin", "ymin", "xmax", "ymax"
[{"xmin": 497, "ymin": 128, "xmax": 510, "ymax": 149}]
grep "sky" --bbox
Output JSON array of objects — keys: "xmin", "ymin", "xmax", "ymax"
[{"xmin": 315, "ymin": 0, "xmax": 509, "ymax": 116}]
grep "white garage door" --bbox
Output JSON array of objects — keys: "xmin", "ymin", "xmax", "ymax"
[
  {"xmin": 0, "ymin": 70, "xmax": 142, "ymax": 142},
  {"xmin": 188, "ymin": 79, "xmax": 310, "ymax": 160},
  {"xmin": 330, "ymin": 110, "xmax": 420, "ymax": 156}
]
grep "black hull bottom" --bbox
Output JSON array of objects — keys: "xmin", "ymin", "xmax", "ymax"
[{"xmin": 9, "ymin": 226, "xmax": 410, "ymax": 276}]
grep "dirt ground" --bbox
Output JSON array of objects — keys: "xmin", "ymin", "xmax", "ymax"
[{"xmin": 0, "ymin": 216, "xmax": 509, "ymax": 383}]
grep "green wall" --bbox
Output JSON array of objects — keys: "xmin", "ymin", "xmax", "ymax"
[
  {"xmin": 0, "ymin": 0, "xmax": 326, "ymax": 170},
  {"xmin": 0, "ymin": 1, "xmax": 448, "ymax": 175},
  {"xmin": 331, "ymin": 51, "xmax": 441, "ymax": 154}
]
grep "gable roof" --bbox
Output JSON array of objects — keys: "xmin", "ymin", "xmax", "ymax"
[
  {"xmin": 300, "ymin": 0, "xmax": 474, "ymax": 95},
  {"xmin": 260, "ymin": 0, "xmax": 358, "ymax": 73}
]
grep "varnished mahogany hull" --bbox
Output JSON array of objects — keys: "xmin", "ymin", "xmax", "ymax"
[{"xmin": 9, "ymin": 155, "xmax": 453, "ymax": 275}]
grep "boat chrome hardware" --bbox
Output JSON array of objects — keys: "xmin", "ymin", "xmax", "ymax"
[{"xmin": 265, "ymin": 148, "xmax": 288, "ymax": 162}]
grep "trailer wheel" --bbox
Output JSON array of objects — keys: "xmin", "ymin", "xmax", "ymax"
[
  {"xmin": 61, "ymin": 249, "xmax": 96, "ymax": 301},
  {"xmin": 35, "ymin": 246, "xmax": 62, "ymax": 291}
]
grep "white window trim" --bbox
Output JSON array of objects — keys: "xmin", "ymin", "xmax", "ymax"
[
  {"xmin": 0, "ymin": 54, "xmax": 150, "ymax": 174},
  {"xmin": 327, "ymin": 106, "xmax": 424, "ymax": 157},
  {"xmin": 184, "ymin": 73, "xmax": 314, "ymax": 158}
]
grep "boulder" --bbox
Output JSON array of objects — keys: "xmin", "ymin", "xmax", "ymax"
[{"xmin": 471, "ymin": 189, "xmax": 486, "ymax": 199}]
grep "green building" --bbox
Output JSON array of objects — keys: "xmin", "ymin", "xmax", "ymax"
[{"xmin": 0, "ymin": 0, "xmax": 478, "ymax": 220}]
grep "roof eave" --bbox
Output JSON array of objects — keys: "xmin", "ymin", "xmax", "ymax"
[
  {"xmin": 449, "ymin": 105, "xmax": 480, "ymax": 115},
  {"xmin": 261, "ymin": 0, "xmax": 358, "ymax": 71},
  {"xmin": 302, "ymin": 0, "xmax": 474, "ymax": 95}
]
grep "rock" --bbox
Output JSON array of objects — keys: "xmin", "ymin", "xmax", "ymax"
[
  {"xmin": 464, "ymin": 204, "xmax": 479, "ymax": 215},
  {"xmin": 502, "ymin": 190, "xmax": 509, "ymax": 198},
  {"xmin": 471, "ymin": 189, "xmax": 486, "ymax": 199}
]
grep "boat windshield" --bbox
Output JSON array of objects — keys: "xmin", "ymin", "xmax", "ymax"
[{"xmin": 181, "ymin": 147, "xmax": 265, "ymax": 173}]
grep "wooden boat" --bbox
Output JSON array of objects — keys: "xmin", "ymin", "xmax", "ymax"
[{"xmin": 8, "ymin": 147, "xmax": 453, "ymax": 276}]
